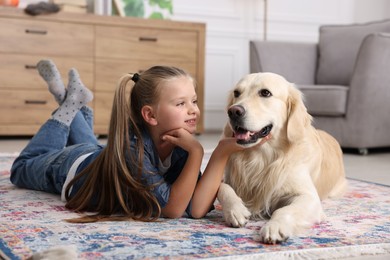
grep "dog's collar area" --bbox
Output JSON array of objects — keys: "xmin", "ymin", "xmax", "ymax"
[{"xmin": 234, "ymin": 124, "xmax": 273, "ymax": 145}]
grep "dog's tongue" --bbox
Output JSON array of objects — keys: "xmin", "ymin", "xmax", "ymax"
[{"xmin": 234, "ymin": 131, "xmax": 253, "ymax": 141}]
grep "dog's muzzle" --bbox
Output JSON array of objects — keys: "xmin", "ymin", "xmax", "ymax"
[
  {"xmin": 233, "ymin": 124, "xmax": 273, "ymax": 145},
  {"xmin": 228, "ymin": 105, "xmax": 273, "ymax": 145}
]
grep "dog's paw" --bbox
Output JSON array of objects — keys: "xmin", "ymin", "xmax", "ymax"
[
  {"xmin": 257, "ymin": 220, "xmax": 292, "ymax": 244},
  {"xmin": 223, "ymin": 201, "xmax": 251, "ymax": 228}
]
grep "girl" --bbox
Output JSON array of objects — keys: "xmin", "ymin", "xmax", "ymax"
[{"xmin": 10, "ymin": 60, "xmax": 259, "ymax": 223}]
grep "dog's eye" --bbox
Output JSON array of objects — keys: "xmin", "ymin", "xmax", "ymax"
[
  {"xmin": 259, "ymin": 89, "xmax": 272, "ymax": 97},
  {"xmin": 233, "ymin": 90, "xmax": 241, "ymax": 98}
]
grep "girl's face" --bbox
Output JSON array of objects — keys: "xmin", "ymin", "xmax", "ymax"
[{"xmin": 153, "ymin": 76, "xmax": 200, "ymax": 134}]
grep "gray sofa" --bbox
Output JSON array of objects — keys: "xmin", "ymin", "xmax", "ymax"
[{"xmin": 250, "ymin": 19, "xmax": 390, "ymax": 154}]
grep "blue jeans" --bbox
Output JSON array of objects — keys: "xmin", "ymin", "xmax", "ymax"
[{"xmin": 10, "ymin": 106, "xmax": 102, "ymax": 194}]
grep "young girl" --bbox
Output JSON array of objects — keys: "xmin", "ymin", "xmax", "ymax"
[{"xmin": 10, "ymin": 60, "xmax": 258, "ymax": 223}]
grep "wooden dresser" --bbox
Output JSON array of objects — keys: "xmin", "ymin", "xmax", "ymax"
[{"xmin": 0, "ymin": 7, "xmax": 205, "ymax": 135}]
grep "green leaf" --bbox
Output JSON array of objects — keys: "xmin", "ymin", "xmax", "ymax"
[
  {"xmin": 148, "ymin": 12, "xmax": 164, "ymax": 19},
  {"xmin": 123, "ymin": 0, "xmax": 145, "ymax": 17}
]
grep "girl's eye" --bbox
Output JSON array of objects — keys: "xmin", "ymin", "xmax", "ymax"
[
  {"xmin": 259, "ymin": 89, "xmax": 272, "ymax": 97},
  {"xmin": 177, "ymin": 102, "xmax": 185, "ymax": 106},
  {"xmin": 193, "ymin": 99, "xmax": 198, "ymax": 105},
  {"xmin": 233, "ymin": 90, "xmax": 240, "ymax": 98}
]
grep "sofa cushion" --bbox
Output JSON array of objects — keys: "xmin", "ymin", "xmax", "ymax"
[
  {"xmin": 297, "ymin": 85, "xmax": 349, "ymax": 116},
  {"xmin": 316, "ymin": 19, "xmax": 390, "ymax": 86}
]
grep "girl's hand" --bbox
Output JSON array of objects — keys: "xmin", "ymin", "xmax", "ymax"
[
  {"xmin": 216, "ymin": 134, "xmax": 272, "ymax": 157},
  {"xmin": 161, "ymin": 128, "xmax": 203, "ymax": 154},
  {"xmin": 216, "ymin": 137, "xmax": 245, "ymax": 155}
]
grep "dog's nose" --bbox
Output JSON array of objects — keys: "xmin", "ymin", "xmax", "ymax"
[{"xmin": 228, "ymin": 105, "xmax": 245, "ymax": 120}]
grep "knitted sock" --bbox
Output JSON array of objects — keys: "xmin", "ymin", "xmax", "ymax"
[
  {"xmin": 37, "ymin": 59, "xmax": 66, "ymax": 104},
  {"xmin": 52, "ymin": 69, "xmax": 93, "ymax": 126}
]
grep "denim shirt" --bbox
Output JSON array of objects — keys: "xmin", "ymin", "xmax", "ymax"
[{"xmin": 129, "ymin": 129, "xmax": 201, "ymax": 217}]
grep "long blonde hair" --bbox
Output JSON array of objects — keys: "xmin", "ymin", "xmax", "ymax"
[{"xmin": 64, "ymin": 66, "xmax": 193, "ymax": 223}]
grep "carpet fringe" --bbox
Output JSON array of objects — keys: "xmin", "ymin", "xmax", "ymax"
[{"xmin": 212, "ymin": 243, "xmax": 390, "ymax": 259}]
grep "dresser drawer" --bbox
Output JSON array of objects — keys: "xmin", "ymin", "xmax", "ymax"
[
  {"xmin": 0, "ymin": 90, "xmax": 57, "ymax": 125},
  {"xmin": 94, "ymin": 92, "xmax": 113, "ymax": 134},
  {"xmin": 0, "ymin": 54, "xmax": 94, "ymax": 90},
  {"xmin": 0, "ymin": 18, "xmax": 93, "ymax": 56},
  {"xmin": 95, "ymin": 25, "xmax": 197, "ymax": 62},
  {"xmin": 94, "ymin": 58, "xmax": 197, "ymax": 92}
]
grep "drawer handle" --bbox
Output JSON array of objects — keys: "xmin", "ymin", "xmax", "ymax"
[
  {"xmin": 25, "ymin": 100, "xmax": 47, "ymax": 105},
  {"xmin": 139, "ymin": 37, "xmax": 158, "ymax": 42},
  {"xmin": 25, "ymin": 65, "xmax": 37, "ymax": 69},
  {"xmin": 25, "ymin": 29, "xmax": 47, "ymax": 35}
]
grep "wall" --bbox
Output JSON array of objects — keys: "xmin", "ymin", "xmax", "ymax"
[
  {"xmin": 171, "ymin": 0, "xmax": 390, "ymax": 131},
  {"xmin": 353, "ymin": 0, "xmax": 390, "ymax": 22}
]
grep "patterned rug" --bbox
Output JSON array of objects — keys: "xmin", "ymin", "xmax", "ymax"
[{"xmin": 1, "ymin": 152, "xmax": 390, "ymax": 260}]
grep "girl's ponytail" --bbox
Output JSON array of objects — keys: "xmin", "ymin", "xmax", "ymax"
[{"xmin": 65, "ymin": 74, "xmax": 160, "ymax": 223}]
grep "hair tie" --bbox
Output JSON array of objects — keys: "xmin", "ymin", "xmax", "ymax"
[{"xmin": 131, "ymin": 73, "xmax": 139, "ymax": 83}]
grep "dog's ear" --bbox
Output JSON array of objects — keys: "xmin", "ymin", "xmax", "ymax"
[{"xmin": 287, "ymin": 84, "xmax": 312, "ymax": 142}]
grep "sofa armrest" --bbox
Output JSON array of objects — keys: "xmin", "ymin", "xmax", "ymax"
[
  {"xmin": 347, "ymin": 33, "xmax": 390, "ymax": 141},
  {"xmin": 250, "ymin": 40, "xmax": 318, "ymax": 84},
  {"xmin": 349, "ymin": 33, "xmax": 390, "ymax": 109}
]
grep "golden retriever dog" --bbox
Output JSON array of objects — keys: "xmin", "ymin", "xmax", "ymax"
[{"xmin": 217, "ymin": 72, "xmax": 347, "ymax": 244}]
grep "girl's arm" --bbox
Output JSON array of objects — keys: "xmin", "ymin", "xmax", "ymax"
[
  {"xmin": 190, "ymin": 136, "xmax": 271, "ymax": 218},
  {"xmin": 189, "ymin": 138, "xmax": 244, "ymax": 218},
  {"xmin": 160, "ymin": 128, "xmax": 204, "ymax": 218}
]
